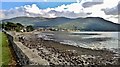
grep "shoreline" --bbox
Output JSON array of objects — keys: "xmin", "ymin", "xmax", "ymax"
[
  {"xmin": 41, "ymin": 38, "xmax": 116, "ymax": 57},
  {"xmin": 36, "ymin": 31, "xmax": 119, "ymax": 52},
  {"xmin": 17, "ymin": 33, "xmax": 119, "ymax": 65}
]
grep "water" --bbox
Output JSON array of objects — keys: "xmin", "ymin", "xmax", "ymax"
[{"xmin": 37, "ymin": 31, "xmax": 119, "ymax": 51}]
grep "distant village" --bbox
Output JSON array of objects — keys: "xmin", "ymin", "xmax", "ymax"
[{"xmin": 35, "ymin": 27, "xmax": 80, "ymax": 32}]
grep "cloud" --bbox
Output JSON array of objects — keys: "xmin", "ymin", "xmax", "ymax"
[
  {"xmin": 0, "ymin": 7, "xmax": 26, "ymax": 19},
  {"xmin": 82, "ymin": 0, "xmax": 119, "ymax": 23},
  {"xmin": 0, "ymin": 0, "xmax": 119, "ymax": 24},
  {"xmin": 106, "ymin": 15, "xmax": 118, "ymax": 23},
  {"xmin": 0, "ymin": 10, "xmax": 6, "ymax": 20},
  {"xmin": 24, "ymin": 4, "xmax": 43, "ymax": 14},
  {"xmin": 102, "ymin": 2, "xmax": 120, "ymax": 15},
  {"xmin": 82, "ymin": 0, "xmax": 103, "ymax": 8},
  {"xmin": 76, "ymin": 0, "xmax": 81, "ymax": 3},
  {"xmin": 0, "ymin": 3, "xmax": 88, "ymax": 19}
]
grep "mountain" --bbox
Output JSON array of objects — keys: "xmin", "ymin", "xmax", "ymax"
[
  {"xmin": 2, "ymin": 17, "xmax": 47, "ymax": 25},
  {"xmin": 57, "ymin": 17, "xmax": 120, "ymax": 31},
  {"xmin": 2, "ymin": 17, "xmax": 120, "ymax": 31},
  {"xmin": 2, "ymin": 17, "xmax": 71, "ymax": 26}
]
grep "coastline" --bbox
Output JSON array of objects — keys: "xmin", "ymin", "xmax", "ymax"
[
  {"xmin": 17, "ymin": 32, "xmax": 119, "ymax": 65},
  {"xmin": 37, "ymin": 31, "xmax": 119, "ymax": 51}
]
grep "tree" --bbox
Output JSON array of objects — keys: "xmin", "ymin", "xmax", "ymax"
[
  {"xmin": 16, "ymin": 23, "xmax": 24, "ymax": 28},
  {"xmin": 5, "ymin": 22, "xmax": 17, "ymax": 30},
  {"xmin": 26, "ymin": 25, "xmax": 34, "ymax": 32},
  {"xmin": 2, "ymin": 22, "xmax": 24, "ymax": 32},
  {"xmin": 16, "ymin": 23, "xmax": 24, "ymax": 32}
]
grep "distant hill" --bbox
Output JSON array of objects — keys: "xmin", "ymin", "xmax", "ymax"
[
  {"xmin": 57, "ymin": 17, "xmax": 120, "ymax": 31},
  {"xmin": 2, "ymin": 17, "xmax": 120, "ymax": 31},
  {"xmin": 2, "ymin": 17, "xmax": 47, "ymax": 25}
]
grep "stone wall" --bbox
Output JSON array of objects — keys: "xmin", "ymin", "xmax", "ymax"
[{"xmin": 5, "ymin": 32, "xmax": 30, "ymax": 66}]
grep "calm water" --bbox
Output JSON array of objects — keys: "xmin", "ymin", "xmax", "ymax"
[{"xmin": 38, "ymin": 31, "xmax": 120, "ymax": 50}]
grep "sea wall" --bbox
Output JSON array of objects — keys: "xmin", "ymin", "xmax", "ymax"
[
  {"xmin": 4, "ymin": 31, "xmax": 49, "ymax": 66},
  {"xmin": 4, "ymin": 31, "xmax": 29, "ymax": 66}
]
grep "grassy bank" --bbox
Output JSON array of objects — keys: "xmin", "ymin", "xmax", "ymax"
[
  {"xmin": 0, "ymin": 32, "xmax": 2, "ymax": 67},
  {"xmin": 0, "ymin": 32, "xmax": 12, "ymax": 66}
]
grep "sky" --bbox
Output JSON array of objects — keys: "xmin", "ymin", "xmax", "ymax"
[
  {"xmin": 0, "ymin": 0, "xmax": 119, "ymax": 24},
  {"xmin": 1, "ymin": 2, "xmax": 74, "ymax": 10}
]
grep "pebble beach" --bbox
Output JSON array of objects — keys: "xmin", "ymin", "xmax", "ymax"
[{"xmin": 17, "ymin": 32, "xmax": 120, "ymax": 66}]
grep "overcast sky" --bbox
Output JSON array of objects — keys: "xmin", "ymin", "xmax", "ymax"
[{"xmin": 0, "ymin": 0, "xmax": 119, "ymax": 24}]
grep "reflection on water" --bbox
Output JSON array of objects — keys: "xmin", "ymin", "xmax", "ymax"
[{"xmin": 38, "ymin": 31, "xmax": 119, "ymax": 50}]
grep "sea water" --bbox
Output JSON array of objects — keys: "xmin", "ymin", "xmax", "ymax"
[{"xmin": 38, "ymin": 31, "xmax": 120, "ymax": 51}]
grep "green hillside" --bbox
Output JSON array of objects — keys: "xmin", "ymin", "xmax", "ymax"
[
  {"xmin": 2, "ymin": 17, "xmax": 48, "ymax": 25},
  {"xmin": 2, "ymin": 17, "xmax": 120, "ymax": 31},
  {"xmin": 57, "ymin": 17, "xmax": 120, "ymax": 31}
]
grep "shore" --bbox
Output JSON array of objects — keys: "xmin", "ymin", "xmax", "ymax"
[{"xmin": 17, "ymin": 32, "xmax": 119, "ymax": 66}]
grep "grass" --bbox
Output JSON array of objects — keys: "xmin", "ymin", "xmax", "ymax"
[
  {"xmin": 0, "ymin": 32, "xmax": 12, "ymax": 66},
  {"xmin": 0, "ymin": 32, "xmax": 2, "ymax": 67}
]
